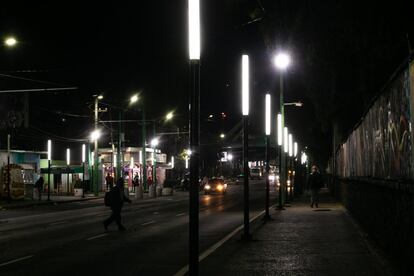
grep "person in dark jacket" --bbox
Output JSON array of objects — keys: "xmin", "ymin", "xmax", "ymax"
[
  {"xmin": 34, "ymin": 176, "xmax": 44, "ymax": 201},
  {"xmin": 307, "ymin": 165, "xmax": 323, "ymax": 208},
  {"xmin": 103, "ymin": 177, "xmax": 131, "ymax": 231}
]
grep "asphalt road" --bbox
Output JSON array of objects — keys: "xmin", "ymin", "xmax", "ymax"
[{"xmin": 0, "ymin": 180, "xmax": 276, "ymax": 276}]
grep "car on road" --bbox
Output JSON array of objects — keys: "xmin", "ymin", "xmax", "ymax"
[
  {"xmin": 235, "ymin": 174, "xmax": 244, "ymax": 184},
  {"xmin": 204, "ymin": 177, "xmax": 227, "ymax": 195}
]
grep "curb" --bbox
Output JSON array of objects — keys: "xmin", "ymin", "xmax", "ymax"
[{"xmin": 0, "ymin": 196, "xmax": 102, "ymax": 210}]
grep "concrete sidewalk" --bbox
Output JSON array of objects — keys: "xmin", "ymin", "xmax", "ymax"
[{"xmin": 199, "ymin": 189, "xmax": 397, "ymax": 276}]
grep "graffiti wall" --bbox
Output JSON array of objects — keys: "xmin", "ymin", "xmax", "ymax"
[{"xmin": 336, "ymin": 61, "xmax": 414, "ymax": 179}]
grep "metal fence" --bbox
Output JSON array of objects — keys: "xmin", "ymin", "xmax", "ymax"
[{"xmin": 336, "ymin": 59, "xmax": 414, "ymax": 179}]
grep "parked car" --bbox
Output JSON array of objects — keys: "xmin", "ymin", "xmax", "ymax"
[{"xmin": 204, "ymin": 177, "xmax": 227, "ymax": 195}]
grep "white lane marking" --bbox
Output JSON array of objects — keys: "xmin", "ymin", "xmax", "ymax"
[
  {"xmin": 86, "ymin": 233, "xmax": 108, "ymax": 241},
  {"xmin": 141, "ymin": 221, "xmax": 155, "ymax": 226},
  {"xmin": 174, "ymin": 206, "xmax": 273, "ymax": 276},
  {"xmin": 0, "ymin": 255, "xmax": 34, "ymax": 267},
  {"xmin": 176, "ymin": 213, "xmax": 186, "ymax": 217},
  {"xmin": 48, "ymin": 220, "xmax": 67, "ymax": 226}
]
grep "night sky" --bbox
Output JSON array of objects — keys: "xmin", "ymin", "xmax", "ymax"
[{"xmin": 0, "ymin": 1, "xmax": 413, "ymax": 165}]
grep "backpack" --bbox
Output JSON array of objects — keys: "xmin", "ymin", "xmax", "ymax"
[{"xmin": 104, "ymin": 190, "xmax": 112, "ymax": 207}]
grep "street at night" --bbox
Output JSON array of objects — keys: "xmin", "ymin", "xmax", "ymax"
[{"xmin": 1, "ymin": 1, "xmax": 414, "ymax": 275}]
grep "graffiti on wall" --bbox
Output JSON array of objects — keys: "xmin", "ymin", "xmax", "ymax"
[{"xmin": 336, "ymin": 64, "xmax": 413, "ymax": 179}]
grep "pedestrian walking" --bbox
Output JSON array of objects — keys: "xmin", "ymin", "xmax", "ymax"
[
  {"xmin": 103, "ymin": 177, "xmax": 131, "ymax": 231},
  {"xmin": 307, "ymin": 165, "xmax": 323, "ymax": 208},
  {"xmin": 105, "ymin": 173, "xmax": 114, "ymax": 191},
  {"xmin": 34, "ymin": 176, "xmax": 44, "ymax": 201}
]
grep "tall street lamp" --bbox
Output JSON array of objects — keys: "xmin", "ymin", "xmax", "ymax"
[
  {"xmin": 90, "ymin": 129, "xmax": 101, "ymax": 195},
  {"xmin": 130, "ymin": 93, "xmax": 147, "ymax": 191},
  {"xmin": 82, "ymin": 144, "xmax": 86, "ymax": 198},
  {"xmin": 242, "ymin": 54, "xmax": 251, "ymax": 240},
  {"xmin": 274, "ymin": 52, "xmax": 291, "ymax": 209},
  {"xmin": 188, "ymin": 0, "xmax": 201, "ymax": 274},
  {"xmin": 66, "ymin": 148, "xmax": 70, "ymax": 194},
  {"xmin": 284, "ymin": 127, "xmax": 289, "ymax": 203},
  {"xmin": 47, "ymin": 139, "xmax": 52, "ymax": 201},
  {"xmin": 150, "ymin": 137, "xmax": 159, "ymax": 196},
  {"xmin": 264, "ymin": 93, "xmax": 271, "ymax": 220},
  {"xmin": 276, "ymin": 113, "xmax": 284, "ymax": 209}
]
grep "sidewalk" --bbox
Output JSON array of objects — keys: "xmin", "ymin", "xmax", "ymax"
[
  {"xmin": 0, "ymin": 194, "xmax": 102, "ymax": 210},
  {"xmin": 199, "ymin": 189, "xmax": 397, "ymax": 276}
]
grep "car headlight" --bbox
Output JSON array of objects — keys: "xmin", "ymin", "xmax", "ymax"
[
  {"xmin": 224, "ymin": 183, "xmax": 227, "ymax": 188},
  {"xmin": 217, "ymin": 185, "xmax": 223, "ymax": 190},
  {"xmin": 205, "ymin": 185, "xmax": 211, "ymax": 190}
]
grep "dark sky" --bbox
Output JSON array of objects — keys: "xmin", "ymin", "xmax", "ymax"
[{"xmin": 0, "ymin": 1, "xmax": 413, "ymax": 164}]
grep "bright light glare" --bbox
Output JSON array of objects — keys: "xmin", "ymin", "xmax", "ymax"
[
  {"xmin": 301, "ymin": 152, "xmax": 308, "ymax": 165},
  {"xmin": 242, "ymin": 55, "xmax": 249, "ymax": 116},
  {"xmin": 227, "ymin": 154, "xmax": 233, "ymax": 161},
  {"xmin": 187, "ymin": 149, "xmax": 192, "ymax": 156},
  {"xmin": 82, "ymin": 144, "xmax": 86, "ymax": 163},
  {"xmin": 284, "ymin": 127, "xmax": 288, "ymax": 153},
  {"xmin": 288, "ymin": 134, "xmax": 293, "ymax": 157},
  {"xmin": 265, "ymin": 94, "xmax": 271, "ymax": 135},
  {"xmin": 90, "ymin": 130, "xmax": 101, "ymax": 141},
  {"xmin": 97, "ymin": 95, "xmax": 103, "ymax": 100},
  {"xmin": 188, "ymin": 0, "xmax": 200, "ymax": 60},
  {"xmin": 113, "ymin": 154, "xmax": 117, "ymax": 168},
  {"xmin": 171, "ymin": 156, "xmax": 175, "ymax": 168},
  {"xmin": 130, "ymin": 94, "xmax": 139, "ymax": 104},
  {"xmin": 274, "ymin": 53, "xmax": 291, "ymax": 70},
  {"xmin": 294, "ymin": 142, "xmax": 298, "ymax": 157},
  {"xmin": 130, "ymin": 157, "xmax": 134, "ymax": 169},
  {"xmin": 166, "ymin": 112, "xmax": 174, "ymax": 121},
  {"xmin": 277, "ymin": 114, "xmax": 282, "ymax": 146},
  {"xmin": 139, "ymin": 151, "xmax": 143, "ymax": 164},
  {"xmin": 151, "ymin": 138, "xmax": 159, "ymax": 147},
  {"xmin": 220, "ymin": 133, "xmax": 225, "ymax": 139},
  {"xmin": 66, "ymin": 148, "xmax": 70, "ymax": 165},
  {"xmin": 91, "ymin": 152, "xmax": 95, "ymax": 166},
  {"xmin": 185, "ymin": 157, "xmax": 189, "ymax": 169},
  {"xmin": 4, "ymin": 37, "xmax": 17, "ymax": 47},
  {"xmin": 47, "ymin": 140, "xmax": 52, "ymax": 161}
]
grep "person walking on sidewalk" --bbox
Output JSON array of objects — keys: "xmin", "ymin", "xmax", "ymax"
[
  {"xmin": 103, "ymin": 177, "xmax": 131, "ymax": 231},
  {"xmin": 34, "ymin": 176, "xmax": 44, "ymax": 201},
  {"xmin": 105, "ymin": 173, "xmax": 114, "ymax": 191},
  {"xmin": 307, "ymin": 165, "xmax": 323, "ymax": 208}
]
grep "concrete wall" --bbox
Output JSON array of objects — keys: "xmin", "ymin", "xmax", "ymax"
[{"xmin": 332, "ymin": 178, "xmax": 414, "ymax": 273}]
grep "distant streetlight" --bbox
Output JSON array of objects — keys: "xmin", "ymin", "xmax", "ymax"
[
  {"xmin": 227, "ymin": 154, "xmax": 233, "ymax": 161},
  {"xmin": 284, "ymin": 102, "xmax": 303, "ymax": 107},
  {"xmin": 130, "ymin": 94, "xmax": 139, "ymax": 104},
  {"xmin": 187, "ymin": 149, "xmax": 192, "ymax": 156},
  {"xmin": 165, "ymin": 111, "xmax": 174, "ymax": 121},
  {"xmin": 264, "ymin": 93, "xmax": 271, "ymax": 220},
  {"xmin": 97, "ymin": 95, "xmax": 103, "ymax": 100},
  {"xmin": 82, "ymin": 144, "xmax": 86, "ymax": 198},
  {"xmin": 274, "ymin": 52, "xmax": 291, "ymax": 70},
  {"xmin": 4, "ymin": 37, "xmax": 17, "ymax": 47},
  {"xmin": 66, "ymin": 148, "xmax": 70, "ymax": 166},
  {"xmin": 151, "ymin": 138, "xmax": 159, "ymax": 147},
  {"xmin": 47, "ymin": 139, "xmax": 52, "ymax": 201},
  {"xmin": 220, "ymin": 133, "xmax": 225, "ymax": 139},
  {"xmin": 90, "ymin": 129, "xmax": 101, "ymax": 141},
  {"xmin": 284, "ymin": 127, "xmax": 288, "ymax": 153},
  {"xmin": 294, "ymin": 142, "xmax": 298, "ymax": 157},
  {"xmin": 66, "ymin": 148, "xmax": 71, "ymax": 194}
]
